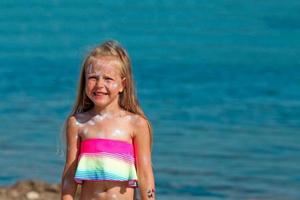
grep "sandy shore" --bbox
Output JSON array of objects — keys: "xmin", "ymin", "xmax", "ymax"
[
  {"xmin": 0, "ymin": 180, "xmax": 208, "ymax": 200},
  {"xmin": 0, "ymin": 180, "xmax": 81, "ymax": 200}
]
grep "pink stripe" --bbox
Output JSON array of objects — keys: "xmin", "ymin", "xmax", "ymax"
[
  {"xmin": 80, "ymin": 138, "xmax": 134, "ymax": 155},
  {"xmin": 74, "ymin": 179, "xmax": 138, "ymax": 187}
]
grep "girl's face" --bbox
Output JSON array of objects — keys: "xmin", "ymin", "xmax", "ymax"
[{"xmin": 85, "ymin": 57, "xmax": 125, "ymax": 108}]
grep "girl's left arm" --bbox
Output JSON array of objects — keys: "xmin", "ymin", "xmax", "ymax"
[{"xmin": 133, "ymin": 116, "xmax": 156, "ymax": 200}]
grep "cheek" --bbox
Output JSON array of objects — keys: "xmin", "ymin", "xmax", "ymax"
[
  {"xmin": 106, "ymin": 82, "xmax": 119, "ymax": 90},
  {"xmin": 86, "ymin": 80, "xmax": 96, "ymax": 90},
  {"xmin": 110, "ymin": 82, "xmax": 118, "ymax": 89},
  {"xmin": 85, "ymin": 82, "xmax": 95, "ymax": 97}
]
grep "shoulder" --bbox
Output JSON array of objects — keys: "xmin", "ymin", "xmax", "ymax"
[
  {"xmin": 67, "ymin": 111, "xmax": 91, "ymax": 129},
  {"xmin": 125, "ymin": 112, "xmax": 148, "ymax": 127},
  {"xmin": 134, "ymin": 115, "xmax": 149, "ymax": 128},
  {"xmin": 129, "ymin": 114, "xmax": 150, "ymax": 137},
  {"xmin": 66, "ymin": 115, "xmax": 79, "ymax": 130},
  {"xmin": 67, "ymin": 111, "xmax": 92, "ymax": 129},
  {"xmin": 131, "ymin": 114, "xmax": 152, "ymax": 150},
  {"xmin": 72, "ymin": 111, "xmax": 91, "ymax": 124}
]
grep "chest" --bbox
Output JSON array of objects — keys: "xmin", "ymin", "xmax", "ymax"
[{"xmin": 78, "ymin": 117, "xmax": 133, "ymax": 142}]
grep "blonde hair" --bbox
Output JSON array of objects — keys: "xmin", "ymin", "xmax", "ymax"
[{"xmin": 58, "ymin": 40, "xmax": 153, "ymax": 156}]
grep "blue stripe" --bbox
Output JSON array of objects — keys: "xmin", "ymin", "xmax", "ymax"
[{"xmin": 75, "ymin": 170, "xmax": 131, "ymax": 180}]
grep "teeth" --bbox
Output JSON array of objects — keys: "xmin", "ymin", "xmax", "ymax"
[{"xmin": 94, "ymin": 92, "xmax": 107, "ymax": 95}]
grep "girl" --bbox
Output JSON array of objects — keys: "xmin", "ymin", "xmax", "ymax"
[{"xmin": 60, "ymin": 40, "xmax": 156, "ymax": 200}]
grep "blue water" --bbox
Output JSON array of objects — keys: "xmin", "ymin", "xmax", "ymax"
[{"xmin": 1, "ymin": 1, "xmax": 300, "ymax": 199}]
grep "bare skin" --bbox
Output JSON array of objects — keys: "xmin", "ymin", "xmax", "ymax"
[
  {"xmin": 75, "ymin": 110, "xmax": 142, "ymax": 200},
  {"xmin": 80, "ymin": 181, "xmax": 134, "ymax": 200},
  {"xmin": 61, "ymin": 56, "xmax": 155, "ymax": 200}
]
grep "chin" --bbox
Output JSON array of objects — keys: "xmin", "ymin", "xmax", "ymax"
[{"xmin": 93, "ymin": 100, "xmax": 108, "ymax": 107}]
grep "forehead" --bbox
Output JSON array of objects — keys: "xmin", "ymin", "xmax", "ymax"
[{"xmin": 86, "ymin": 57, "xmax": 121, "ymax": 76}]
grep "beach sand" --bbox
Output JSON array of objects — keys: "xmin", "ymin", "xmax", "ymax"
[
  {"xmin": 0, "ymin": 180, "xmax": 80, "ymax": 200},
  {"xmin": 0, "ymin": 180, "xmax": 207, "ymax": 200}
]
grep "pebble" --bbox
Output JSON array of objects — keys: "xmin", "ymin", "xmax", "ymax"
[{"xmin": 26, "ymin": 191, "xmax": 40, "ymax": 199}]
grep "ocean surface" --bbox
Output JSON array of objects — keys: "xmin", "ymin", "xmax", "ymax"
[{"xmin": 0, "ymin": 0, "xmax": 300, "ymax": 199}]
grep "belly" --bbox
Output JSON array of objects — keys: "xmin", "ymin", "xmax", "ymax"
[{"xmin": 80, "ymin": 181, "xmax": 135, "ymax": 200}]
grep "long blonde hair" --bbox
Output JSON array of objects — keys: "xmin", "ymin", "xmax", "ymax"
[{"xmin": 58, "ymin": 40, "xmax": 152, "ymax": 156}]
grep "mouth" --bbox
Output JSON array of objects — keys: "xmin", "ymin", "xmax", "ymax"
[{"xmin": 93, "ymin": 91, "xmax": 108, "ymax": 97}]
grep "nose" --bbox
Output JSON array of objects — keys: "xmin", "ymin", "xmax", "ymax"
[{"xmin": 96, "ymin": 77, "xmax": 105, "ymax": 88}]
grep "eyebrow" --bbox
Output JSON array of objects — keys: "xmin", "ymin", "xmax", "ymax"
[
  {"xmin": 86, "ymin": 72, "xmax": 115, "ymax": 78},
  {"xmin": 86, "ymin": 72, "xmax": 98, "ymax": 75},
  {"xmin": 86, "ymin": 72, "xmax": 98, "ymax": 76}
]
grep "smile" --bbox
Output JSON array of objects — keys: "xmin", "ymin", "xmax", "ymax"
[{"xmin": 93, "ymin": 91, "xmax": 108, "ymax": 96}]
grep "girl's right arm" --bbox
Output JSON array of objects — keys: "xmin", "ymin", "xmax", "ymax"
[{"xmin": 61, "ymin": 116, "xmax": 80, "ymax": 200}]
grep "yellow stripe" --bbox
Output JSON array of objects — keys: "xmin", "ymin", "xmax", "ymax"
[{"xmin": 77, "ymin": 156, "xmax": 137, "ymax": 178}]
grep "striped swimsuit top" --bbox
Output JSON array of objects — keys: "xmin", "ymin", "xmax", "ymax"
[{"xmin": 74, "ymin": 138, "xmax": 138, "ymax": 187}]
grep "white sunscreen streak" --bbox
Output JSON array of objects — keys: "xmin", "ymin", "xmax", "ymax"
[
  {"xmin": 95, "ymin": 71, "xmax": 101, "ymax": 77},
  {"xmin": 111, "ymin": 194, "xmax": 117, "ymax": 199},
  {"xmin": 124, "ymin": 115, "xmax": 132, "ymax": 121},
  {"xmin": 112, "ymin": 129, "xmax": 123, "ymax": 137},
  {"xmin": 83, "ymin": 128, "xmax": 88, "ymax": 135},
  {"xmin": 88, "ymin": 120, "xmax": 95, "ymax": 126},
  {"xmin": 87, "ymin": 64, "xmax": 93, "ymax": 74},
  {"xmin": 94, "ymin": 190, "xmax": 104, "ymax": 197},
  {"xmin": 94, "ymin": 114, "xmax": 106, "ymax": 122},
  {"xmin": 75, "ymin": 121, "xmax": 83, "ymax": 127},
  {"xmin": 111, "ymin": 82, "xmax": 118, "ymax": 89}
]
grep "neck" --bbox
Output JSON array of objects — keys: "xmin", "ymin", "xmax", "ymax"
[{"xmin": 91, "ymin": 99, "xmax": 123, "ymax": 116}]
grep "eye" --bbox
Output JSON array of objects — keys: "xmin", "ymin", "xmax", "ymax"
[
  {"xmin": 88, "ymin": 76, "xmax": 97, "ymax": 80},
  {"xmin": 104, "ymin": 77, "xmax": 113, "ymax": 81}
]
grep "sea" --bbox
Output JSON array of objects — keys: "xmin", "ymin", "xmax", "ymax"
[{"xmin": 0, "ymin": 1, "xmax": 300, "ymax": 199}]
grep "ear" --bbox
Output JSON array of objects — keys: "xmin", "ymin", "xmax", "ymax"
[{"xmin": 119, "ymin": 77, "xmax": 126, "ymax": 93}]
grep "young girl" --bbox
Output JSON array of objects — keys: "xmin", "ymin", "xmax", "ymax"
[{"xmin": 60, "ymin": 40, "xmax": 156, "ymax": 200}]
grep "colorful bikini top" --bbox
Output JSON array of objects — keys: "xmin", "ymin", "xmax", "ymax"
[{"xmin": 74, "ymin": 138, "xmax": 138, "ymax": 187}]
